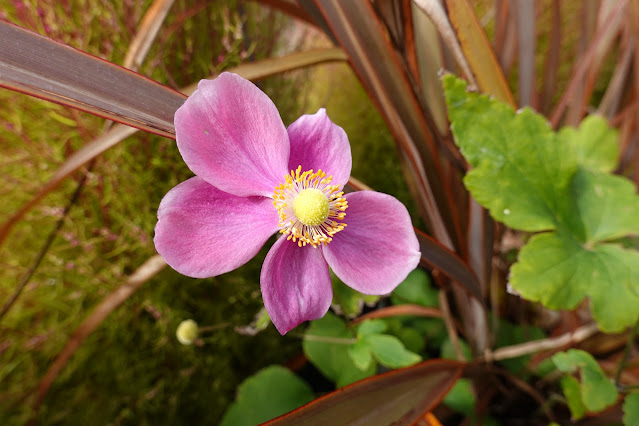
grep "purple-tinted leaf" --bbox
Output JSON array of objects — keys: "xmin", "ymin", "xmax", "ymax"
[
  {"xmin": 0, "ymin": 19, "xmax": 186, "ymax": 138},
  {"xmin": 466, "ymin": 198, "xmax": 492, "ymax": 294},
  {"xmin": 597, "ymin": 38, "xmax": 634, "ymax": 119},
  {"xmin": 416, "ymin": 229, "xmax": 484, "ymax": 304},
  {"xmin": 266, "ymin": 359, "xmax": 463, "ymax": 425},
  {"xmin": 550, "ymin": 0, "xmax": 626, "ymax": 127},
  {"xmin": 444, "ymin": 0, "xmax": 516, "ymax": 107},
  {"xmin": 540, "ymin": 0, "xmax": 561, "ymax": 114},
  {"xmin": 256, "ymin": 0, "xmax": 317, "ymax": 26},
  {"xmin": 374, "ymin": 0, "xmax": 405, "ymax": 49},
  {"xmin": 298, "ymin": 2, "xmax": 338, "ymax": 44},
  {"xmin": 181, "ymin": 48, "xmax": 347, "ymax": 96},
  {"xmin": 411, "ymin": 1, "xmax": 448, "ymax": 134},
  {"xmin": 513, "ymin": 0, "xmax": 536, "ymax": 107},
  {"xmin": 123, "ymin": 0, "xmax": 176, "ymax": 71},
  {"xmin": 311, "ymin": 0, "xmax": 462, "ymax": 253}
]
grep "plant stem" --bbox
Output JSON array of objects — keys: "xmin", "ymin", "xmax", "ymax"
[
  {"xmin": 198, "ymin": 323, "xmax": 231, "ymax": 333},
  {"xmin": 484, "ymin": 322, "xmax": 599, "ymax": 362},
  {"xmin": 293, "ymin": 334, "xmax": 357, "ymax": 345},
  {"xmin": 439, "ymin": 290, "xmax": 465, "ymax": 361}
]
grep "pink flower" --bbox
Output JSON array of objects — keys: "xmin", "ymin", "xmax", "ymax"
[{"xmin": 154, "ymin": 73, "xmax": 420, "ymax": 334}]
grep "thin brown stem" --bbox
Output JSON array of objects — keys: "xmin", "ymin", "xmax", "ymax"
[
  {"xmin": 351, "ymin": 304, "xmax": 463, "ymax": 332},
  {"xmin": 483, "ymin": 323, "xmax": 599, "ymax": 362},
  {"xmin": 439, "ymin": 290, "xmax": 465, "ymax": 361},
  {"xmin": 198, "ymin": 323, "xmax": 232, "ymax": 333}
]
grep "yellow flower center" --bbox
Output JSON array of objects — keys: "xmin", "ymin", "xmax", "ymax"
[
  {"xmin": 293, "ymin": 188, "xmax": 329, "ymax": 226},
  {"xmin": 273, "ymin": 166, "xmax": 348, "ymax": 248}
]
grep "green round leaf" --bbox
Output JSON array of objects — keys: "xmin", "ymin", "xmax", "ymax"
[
  {"xmin": 552, "ymin": 349, "xmax": 618, "ymax": 413},
  {"xmin": 363, "ymin": 334, "xmax": 422, "ymax": 369},
  {"xmin": 220, "ymin": 366, "xmax": 314, "ymax": 426}
]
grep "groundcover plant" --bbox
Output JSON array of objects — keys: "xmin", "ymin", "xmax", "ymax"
[{"xmin": 2, "ymin": 1, "xmax": 639, "ymax": 425}]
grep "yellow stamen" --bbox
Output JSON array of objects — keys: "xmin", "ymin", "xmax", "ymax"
[{"xmin": 272, "ymin": 166, "xmax": 348, "ymax": 248}]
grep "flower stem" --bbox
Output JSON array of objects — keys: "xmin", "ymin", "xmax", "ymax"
[
  {"xmin": 292, "ymin": 333, "xmax": 357, "ymax": 345},
  {"xmin": 198, "ymin": 323, "xmax": 231, "ymax": 333}
]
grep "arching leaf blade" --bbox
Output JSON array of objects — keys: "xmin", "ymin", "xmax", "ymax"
[
  {"xmin": 311, "ymin": 0, "xmax": 462, "ymax": 253},
  {"xmin": 416, "ymin": 229, "xmax": 484, "ymax": 304},
  {"xmin": 181, "ymin": 48, "xmax": 347, "ymax": 96},
  {"xmin": 444, "ymin": 0, "xmax": 515, "ymax": 107},
  {"xmin": 266, "ymin": 359, "xmax": 463, "ymax": 425},
  {"xmin": 0, "ymin": 19, "xmax": 186, "ymax": 138}
]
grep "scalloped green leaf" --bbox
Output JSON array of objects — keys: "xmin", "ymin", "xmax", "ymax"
[
  {"xmin": 558, "ymin": 115, "xmax": 618, "ymax": 173},
  {"xmin": 552, "ymin": 349, "xmax": 618, "ymax": 413},
  {"xmin": 510, "ymin": 233, "xmax": 639, "ymax": 332},
  {"xmin": 443, "ymin": 378, "xmax": 476, "ymax": 417},
  {"xmin": 441, "ymin": 337, "xmax": 472, "ymax": 361},
  {"xmin": 443, "ymin": 74, "xmax": 575, "ymax": 232},
  {"xmin": 393, "ymin": 326, "xmax": 426, "ymax": 354},
  {"xmin": 573, "ymin": 170, "xmax": 639, "ymax": 243},
  {"xmin": 443, "ymin": 74, "xmax": 639, "ymax": 332}
]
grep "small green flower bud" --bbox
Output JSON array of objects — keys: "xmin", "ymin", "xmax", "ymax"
[{"xmin": 176, "ymin": 319, "xmax": 198, "ymax": 345}]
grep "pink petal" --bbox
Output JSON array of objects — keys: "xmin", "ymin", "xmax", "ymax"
[
  {"xmin": 261, "ymin": 236, "xmax": 333, "ymax": 335},
  {"xmin": 322, "ymin": 191, "xmax": 421, "ymax": 294},
  {"xmin": 174, "ymin": 73, "xmax": 290, "ymax": 197},
  {"xmin": 287, "ymin": 108, "xmax": 352, "ymax": 188},
  {"xmin": 154, "ymin": 177, "xmax": 279, "ymax": 278}
]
